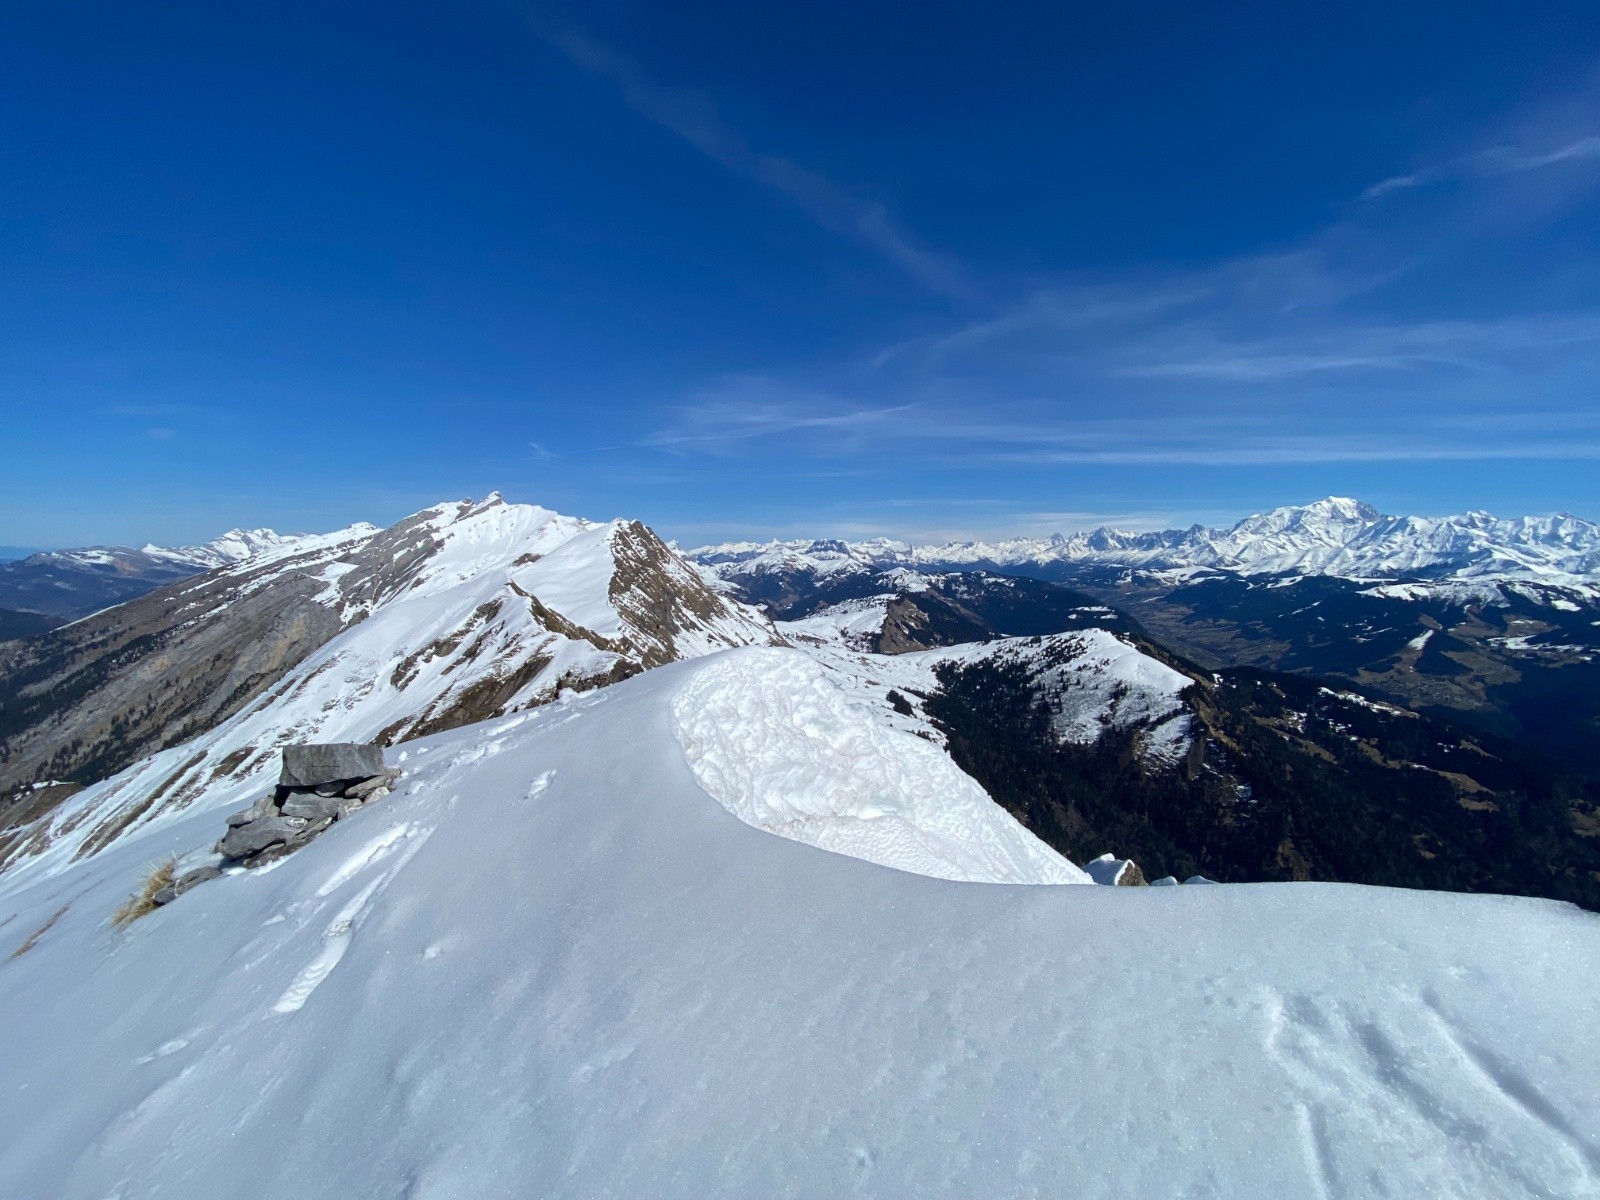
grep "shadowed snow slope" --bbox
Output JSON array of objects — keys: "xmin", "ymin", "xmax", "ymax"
[
  {"xmin": 672, "ymin": 648, "xmax": 1085, "ymax": 884},
  {"xmin": 1, "ymin": 651, "xmax": 1597, "ymax": 1199}
]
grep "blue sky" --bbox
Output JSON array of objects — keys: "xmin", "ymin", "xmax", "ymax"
[{"xmin": 3, "ymin": 1, "xmax": 1598, "ymax": 547}]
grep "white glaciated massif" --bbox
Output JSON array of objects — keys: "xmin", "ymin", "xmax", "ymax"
[
  {"xmin": 0, "ymin": 652, "xmax": 1596, "ymax": 1198},
  {"xmin": 42, "ymin": 525, "xmax": 367, "ymax": 575},
  {"xmin": 142, "ymin": 526, "xmax": 351, "ymax": 570},
  {"xmin": 694, "ymin": 495, "xmax": 1600, "ymax": 593}
]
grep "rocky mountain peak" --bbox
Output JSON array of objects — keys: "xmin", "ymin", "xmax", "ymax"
[{"xmin": 0, "ymin": 497, "xmax": 779, "ymax": 870}]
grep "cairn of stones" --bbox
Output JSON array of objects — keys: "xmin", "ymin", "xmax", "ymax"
[{"xmin": 149, "ymin": 743, "xmax": 399, "ymax": 907}]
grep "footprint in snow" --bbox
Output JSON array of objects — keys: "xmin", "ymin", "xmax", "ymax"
[
  {"xmin": 271, "ymin": 824, "xmax": 434, "ymax": 1016},
  {"xmin": 1261, "ymin": 986, "xmax": 1600, "ymax": 1197}
]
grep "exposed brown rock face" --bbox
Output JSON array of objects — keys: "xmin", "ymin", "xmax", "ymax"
[{"xmin": 607, "ymin": 521, "xmax": 781, "ymax": 669}]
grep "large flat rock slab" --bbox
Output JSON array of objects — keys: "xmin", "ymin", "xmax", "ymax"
[{"xmin": 279, "ymin": 743, "xmax": 385, "ymax": 789}]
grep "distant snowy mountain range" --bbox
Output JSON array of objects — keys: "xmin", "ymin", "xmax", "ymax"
[
  {"xmin": 0, "ymin": 526, "xmax": 366, "ymax": 623},
  {"xmin": 102, "ymin": 527, "xmax": 319, "ymax": 571},
  {"xmin": 692, "ymin": 496, "xmax": 1600, "ymax": 590},
  {"xmin": 691, "ymin": 498, "xmax": 1600, "ymax": 777},
  {"xmin": 22, "ymin": 526, "xmax": 326, "ymax": 575}
]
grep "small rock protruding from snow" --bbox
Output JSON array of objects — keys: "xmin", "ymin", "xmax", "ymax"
[{"xmin": 1084, "ymin": 853, "xmax": 1148, "ymax": 886}]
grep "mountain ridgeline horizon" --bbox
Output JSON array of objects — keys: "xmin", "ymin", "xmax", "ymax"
[{"xmin": 2, "ymin": 489, "xmax": 1598, "ymax": 913}]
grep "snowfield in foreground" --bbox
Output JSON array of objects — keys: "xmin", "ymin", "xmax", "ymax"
[{"xmin": 1, "ymin": 649, "xmax": 1597, "ymax": 1199}]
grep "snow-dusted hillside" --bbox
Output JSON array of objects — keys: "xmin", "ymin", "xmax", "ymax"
[
  {"xmin": 0, "ymin": 525, "xmax": 367, "ymax": 622},
  {"xmin": 1, "ymin": 650, "xmax": 1595, "ymax": 1199},
  {"xmin": 781, "ymin": 612, "xmax": 1196, "ymax": 770},
  {"xmin": 0, "ymin": 495, "xmax": 778, "ymax": 868},
  {"xmin": 694, "ymin": 496, "xmax": 1600, "ymax": 592},
  {"xmin": 37, "ymin": 526, "xmax": 324, "ymax": 574}
]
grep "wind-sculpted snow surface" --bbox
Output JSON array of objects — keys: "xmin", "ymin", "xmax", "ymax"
[
  {"xmin": 0, "ymin": 651, "xmax": 1597, "ymax": 1199},
  {"xmin": 671, "ymin": 648, "xmax": 1086, "ymax": 884}
]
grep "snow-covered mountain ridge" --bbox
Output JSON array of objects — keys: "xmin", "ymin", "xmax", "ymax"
[
  {"xmin": 692, "ymin": 496, "xmax": 1600, "ymax": 589},
  {"xmin": 2, "ymin": 649, "xmax": 1595, "ymax": 1198},
  {"xmin": 0, "ymin": 495, "xmax": 780, "ymax": 859},
  {"xmin": 0, "ymin": 526, "xmax": 377, "ymax": 625},
  {"xmin": 3, "ymin": 494, "xmax": 1598, "ymax": 1195},
  {"xmin": 37, "ymin": 526, "xmax": 327, "ymax": 573}
]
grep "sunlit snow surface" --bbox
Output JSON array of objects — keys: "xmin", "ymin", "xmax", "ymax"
[
  {"xmin": 779, "ymin": 618, "xmax": 1196, "ymax": 767},
  {"xmin": 673, "ymin": 648, "xmax": 1085, "ymax": 883},
  {"xmin": 1, "ymin": 651, "xmax": 1597, "ymax": 1199}
]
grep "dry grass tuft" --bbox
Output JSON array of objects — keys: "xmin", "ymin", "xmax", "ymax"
[
  {"xmin": 9, "ymin": 904, "xmax": 70, "ymax": 959},
  {"xmin": 111, "ymin": 858, "xmax": 177, "ymax": 928}
]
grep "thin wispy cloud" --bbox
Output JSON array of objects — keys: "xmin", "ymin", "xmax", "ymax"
[
  {"xmin": 572, "ymin": 52, "xmax": 1600, "ymax": 535},
  {"xmin": 645, "ymin": 375, "xmax": 1600, "ymax": 466},
  {"xmin": 1363, "ymin": 68, "xmax": 1600, "ymax": 203},
  {"xmin": 989, "ymin": 436, "xmax": 1600, "ymax": 467},
  {"xmin": 539, "ymin": 28, "xmax": 976, "ymax": 301},
  {"xmin": 1115, "ymin": 314, "xmax": 1600, "ymax": 381},
  {"xmin": 643, "ymin": 376, "xmax": 915, "ymax": 453},
  {"xmin": 1364, "ymin": 135, "xmax": 1600, "ymax": 198},
  {"xmin": 672, "ymin": 500, "xmax": 1311, "ymax": 545},
  {"xmin": 99, "ymin": 402, "xmax": 209, "ymax": 418}
]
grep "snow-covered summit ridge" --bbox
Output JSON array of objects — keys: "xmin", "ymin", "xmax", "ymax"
[
  {"xmin": 1, "ymin": 650, "xmax": 1596, "ymax": 1199},
  {"xmin": 140, "ymin": 527, "xmax": 310, "ymax": 569},
  {"xmin": 36, "ymin": 525, "xmax": 379, "ymax": 573},
  {"xmin": 692, "ymin": 496, "xmax": 1600, "ymax": 585}
]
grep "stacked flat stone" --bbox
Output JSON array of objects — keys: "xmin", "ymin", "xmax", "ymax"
[
  {"xmin": 148, "ymin": 743, "xmax": 400, "ymax": 908},
  {"xmin": 214, "ymin": 743, "xmax": 399, "ymax": 870}
]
